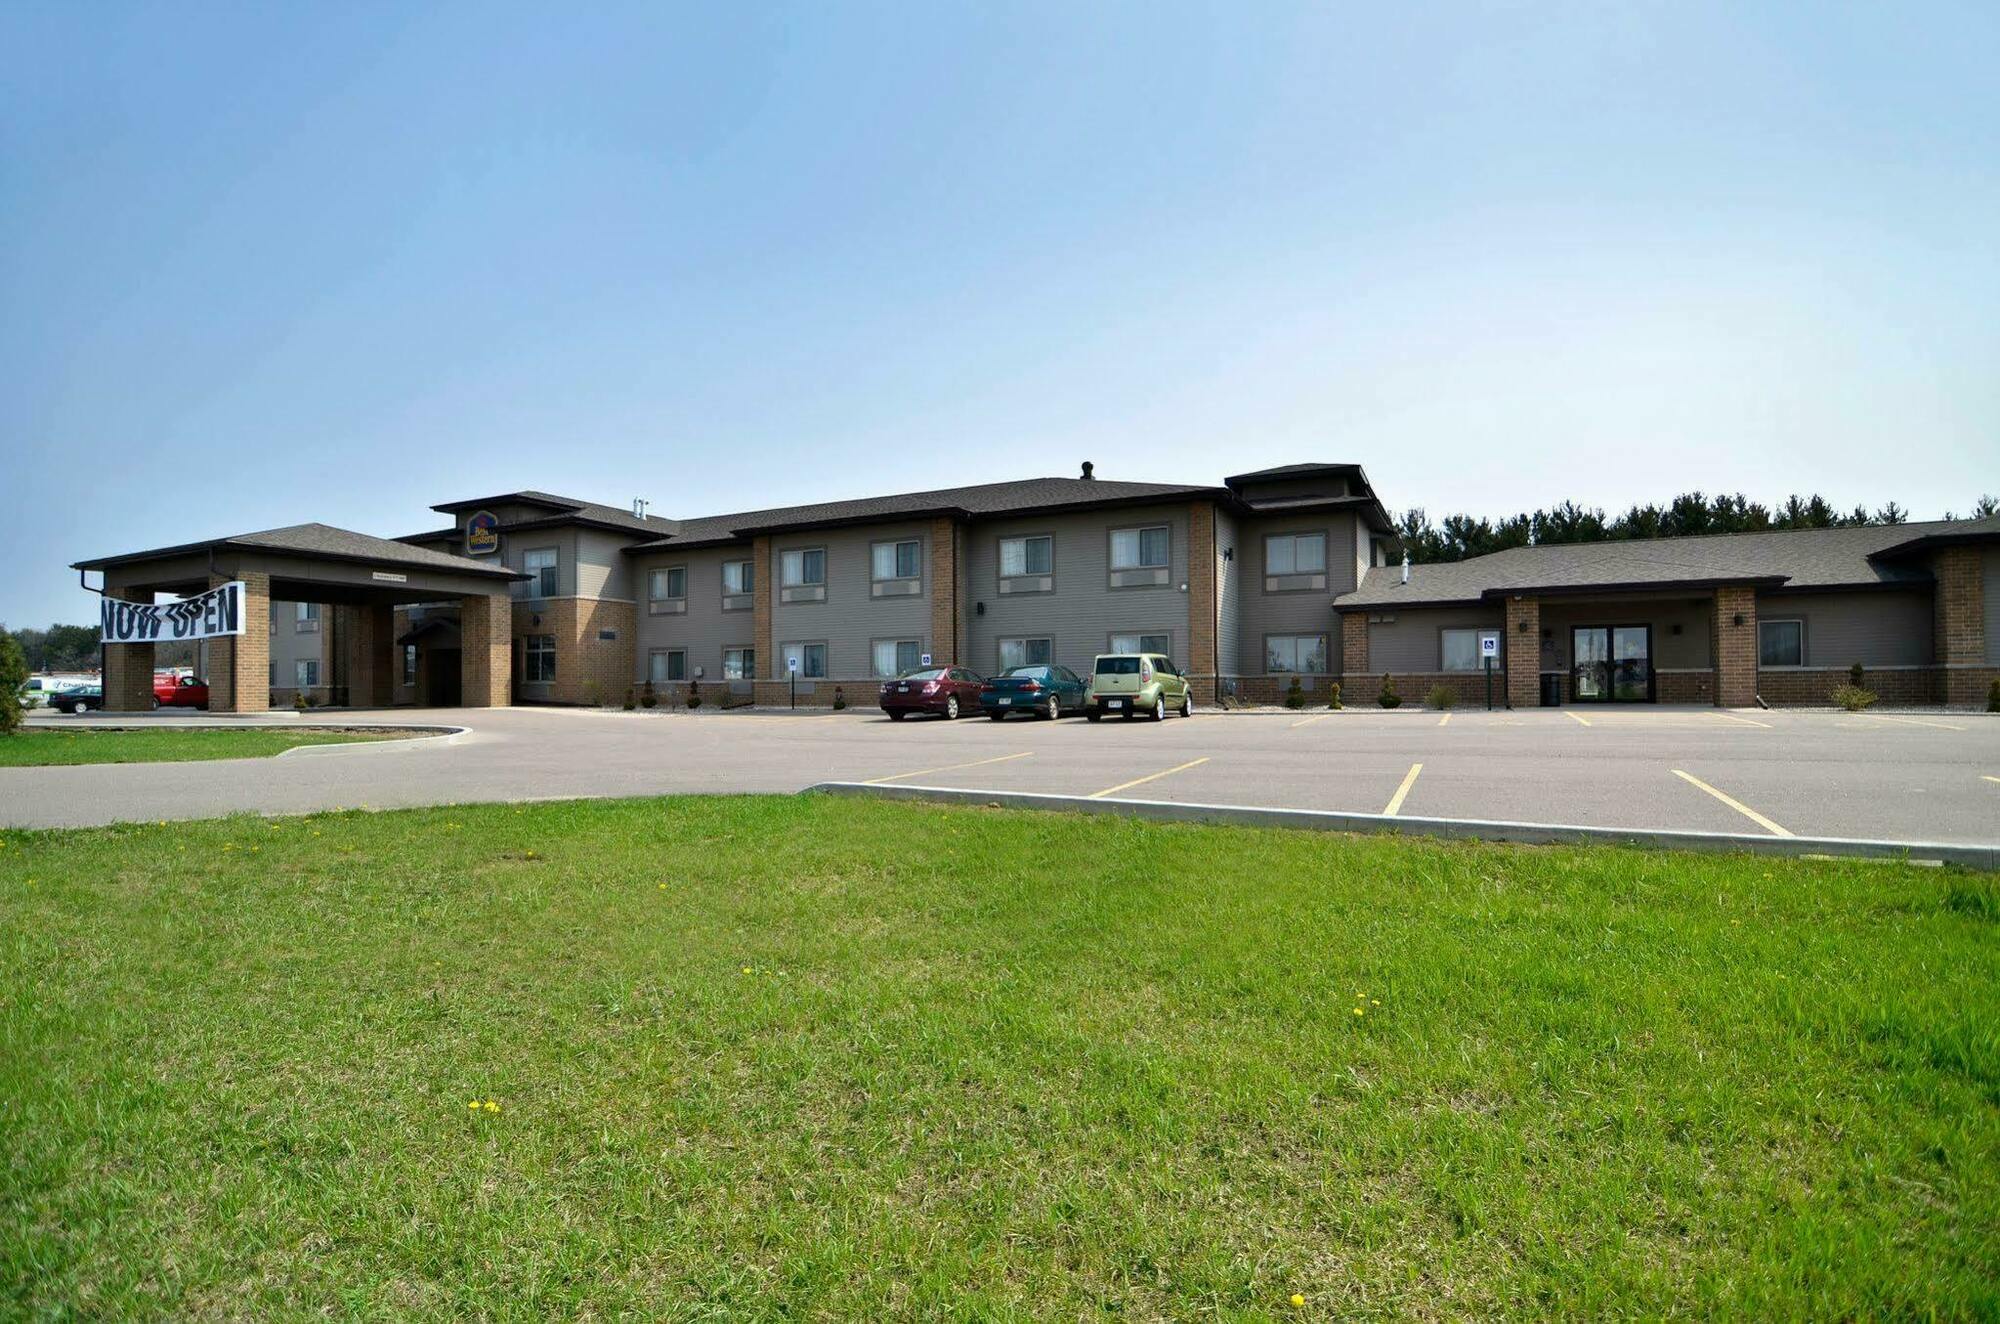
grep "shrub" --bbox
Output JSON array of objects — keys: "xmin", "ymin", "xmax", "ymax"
[
  {"xmin": 1425, "ymin": 684, "xmax": 1458, "ymax": 710},
  {"xmin": 293, "ymin": 689, "xmax": 309, "ymax": 713},
  {"xmin": 1849, "ymin": 662, "xmax": 1865, "ymax": 688},
  {"xmin": 0, "ymin": 631, "xmax": 27, "ymax": 736},
  {"xmin": 585, "ymin": 680, "xmax": 604, "ymax": 708},
  {"xmin": 1283, "ymin": 676, "xmax": 1306, "ymax": 709},
  {"xmin": 1377, "ymin": 676, "xmax": 1402, "ymax": 709},
  {"xmin": 1831, "ymin": 684, "xmax": 1877, "ymax": 712},
  {"xmin": 1989, "ymin": 678, "xmax": 2000, "ymax": 714},
  {"xmin": 685, "ymin": 680, "xmax": 702, "ymax": 710},
  {"xmin": 622, "ymin": 687, "xmax": 636, "ymax": 712},
  {"xmin": 1327, "ymin": 681, "xmax": 1342, "ymax": 710},
  {"xmin": 640, "ymin": 681, "xmax": 657, "ymax": 710},
  {"xmin": 832, "ymin": 686, "xmax": 847, "ymax": 711}
]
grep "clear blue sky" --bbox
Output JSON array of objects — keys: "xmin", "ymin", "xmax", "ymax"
[{"xmin": 4, "ymin": 3, "xmax": 1995, "ymax": 627}]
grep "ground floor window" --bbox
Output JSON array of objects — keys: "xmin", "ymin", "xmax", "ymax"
[
  {"xmin": 402, "ymin": 645, "xmax": 418, "ymax": 685},
  {"xmin": 1110, "ymin": 632, "xmax": 1170, "ymax": 657},
  {"xmin": 525, "ymin": 634, "xmax": 557, "ymax": 683},
  {"xmin": 295, "ymin": 659, "xmax": 320, "ymax": 688},
  {"xmin": 1265, "ymin": 635, "xmax": 1327, "ymax": 673},
  {"xmin": 999, "ymin": 637, "xmax": 1052, "ymax": 670},
  {"xmin": 1759, "ymin": 619, "xmax": 1804, "ymax": 667},
  {"xmin": 723, "ymin": 647, "xmax": 755, "ymax": 680},
  {"xmin": 268, "ymin": 662, "xmax": 278, "ymax": 687},
  {"xmin": 649, "ymin": 649, "xmax": 687, "ymax": 683},
  {"xmin": 873, "ymin": 639, "xmax": 922, "ymax": 676},
  {"xmin": 1440, "ymin": 628, "xmax": 1482, "ymax": 672},
  {"xmin": 781, "ymin": 641, "xmax": 826, "ymax": 678}
]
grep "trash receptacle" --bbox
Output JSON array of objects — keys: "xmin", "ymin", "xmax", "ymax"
[{"xmin": 1540, "ymin": 673, "xmax": 1562, "ymax": 707}]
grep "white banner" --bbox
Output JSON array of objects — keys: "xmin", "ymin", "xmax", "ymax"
[{"xmin": 101, "ymin": 581, "xmax": 247, "ymax": 644}]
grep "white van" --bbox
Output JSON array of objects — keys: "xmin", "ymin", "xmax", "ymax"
[{"xmin": 24, "ymin": 674, "xmax": 94, "ymax": 707}]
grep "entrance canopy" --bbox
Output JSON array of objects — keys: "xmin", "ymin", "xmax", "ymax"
[{"xmin": 74, "ymin": 522, "xmax": 527, "ymax": 605}]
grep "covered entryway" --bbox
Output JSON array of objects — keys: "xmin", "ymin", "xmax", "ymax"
[
  {"xmin": 1570, "ymin": 625, "xmax": 1655, "ymax": 702},
  {"xmin": 73, "ymin": 524, "xmax": 529, "ymax": 712}
]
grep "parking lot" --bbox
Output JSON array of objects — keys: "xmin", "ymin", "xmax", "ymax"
[{"xmin": 9, "ymin": 703, "xmax": 1999, "ymax": 847}]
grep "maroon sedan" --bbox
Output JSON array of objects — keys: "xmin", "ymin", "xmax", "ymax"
[{"xmin": 879, "ymin": 666, "xmax": 984, "ymax": 721}]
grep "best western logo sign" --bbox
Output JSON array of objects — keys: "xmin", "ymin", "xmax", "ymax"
[
  {"xmin": 465, "ymin": 511, "xmax": 500, "ymax": 556},
  {"xmin": 101, "ymin": 581, "xmax": 246, "ymax": 643}
]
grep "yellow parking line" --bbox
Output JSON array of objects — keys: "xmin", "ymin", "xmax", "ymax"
[
  {"xmin": 1864, "ymin": 714, "xmax": 1964, "ymax": 732},
  {"xmin": 1289, "ymin": 712, "xmax": 1334, "ymax": 729},
  {"xmin": 1712, "ymin": 712, "xmax": 1772, "ymax": 728},
  {"xmin": 1087, "ymin": 757, "xmax": 1210, "ymax": 799},
  {"xmin": 1565, "ymin": 711, "xmax": 1592, "ymax": 727},
  {"xmin": 1671, "ymin": 769, "xmax": 1793, "ymax": 837},
  {"xmin": 1983, "ymin": 775, "xmax": 2000, "ymax": 786},
  {"xmin": 1437, "ymin": 712, "xmax": 1451, "ymax": 727},
  {"xmin": 1383, "ymin": 762, "xmax": 1423, "ymax": 816},
  {"xmin": 863, "ymin": 751, "xmax": 1034, "ymax": 785}
]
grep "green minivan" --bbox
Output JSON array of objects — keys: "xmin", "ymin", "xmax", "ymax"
[{"xmin": 1085, "ymin": 653, "xmax": 1194, "ymax": 722}]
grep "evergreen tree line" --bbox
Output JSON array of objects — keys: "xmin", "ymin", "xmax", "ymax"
[
  {"xmin": 1, "ymin": 622, "xmax": 103, "ymax": 672},
  {"xmin": 1392, "ymin": 491, "xmax": 2000, "ymax": 565}
]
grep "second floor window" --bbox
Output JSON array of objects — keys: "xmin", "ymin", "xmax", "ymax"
[
  {"xmin": 1111, "ymin": 526, "xmax": 1169, "ymax": 570},
  {"xmin": 1265, "ymin": 533, "xmax": 1326, "ymax": 575},
  {"xmin": 781, "ymin": 548, "xmax": 825, "ymax": 587},
  {"xmin": 295, "ymin": 602, "xmax": 320, "ymax": 632},
  {"xmin": 872, "ymin": 540, "xmax": 920, "ymax": 581},
  {"xmin": 648, "ymin": 567, "xmax": 686, "ymax": 601},
  {"xmin": 522, "ymin": 548, "xmax": 559, "ymax": 597},
  {"xmin": 1000, "ymin": 535, "xmax": 1052, "ymax": 577},
  {"xmin": 723, "ymin": 559, "xmax": 754, "ymax": 595}
]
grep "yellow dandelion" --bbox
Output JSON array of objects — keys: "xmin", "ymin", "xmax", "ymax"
[
  {"xmin": 484, "ymin": 1100, "xmax": 499, "ymax": 1112},
  {"xmin": 1352, "ymin": 1007, "xmax": 1364, "ymax": 1016},
  {"xmin": 1291, "ymin": 1294, "xmax": 1306, "ymax": 1308},
  {"xmin": 742, "ymin": 966, "xmax": 752, "ymax": 975},
  {"xmin": 468, "ymin": 1100, "xmax": 481, "ymax": 1111}
]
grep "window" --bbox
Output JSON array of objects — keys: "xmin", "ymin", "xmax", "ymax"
[
  {"xmin": 781, "ymin": 548, "xmax": 825, "ymax": 587},
  {"xmin": 268, "ymin": 662, "xmax": 278, "ymax": 687},
  {"xmin": 522, "ymin": 547, "xmax": 559, "ymax": 597},
  {"xmin": 723, "ymin": 647, "xmax": 755, "ymax": 680},
  {"xmin": 872, "ymin": 540, "xmax": 920, "ymax": 581},
  {"xmin": 402, "ymin": 645, "xmax": 417, "ymax": 685},
  {"xmin": 525, "ymin": 634, "xmax": 557, "ymax": 683},
  {"xmin": 723, "ymin": 559, "xmax": 754, "ymax": 595},
  {"xmin": 1440, "ymin": 629, "xmax": 1483, "ymax": 673},
  {"xmin": 295, "ymin": 601, "xmax": 321, "ymax": 632},
  {"xmin": 295, "ymin": 659, "xmax": 320, "ymax": 689},
  {"xmin": 1759, "ymin": 619, "xmax": 1804, "ymax": 667},
  {"xmin": 781, "ymin": 641, "xmax": 826, "ymax": 678},
  {"xmin": 648, "ymin": 566, "xmax": 687, "ymax": 602},
  {"xmin": 649, "ymin": 649, "xmax": 687, "ymax": 683},
  {"xmin": 1111, "ymin": 525, "xmax": 1170, "ymax": 570},
  {"xmin": 1264, "ymin": 533, "xmax": 1327, "ymax": 576},
  {"xmin": 873, "ymin": 639, "xmax": 923, "ymax": 676},
  {"xmin": 1266, "ymin": 635, "xmax": 1329, "ymax": 673},
  {"xmin": 1109, "ymin": 633, "xmax": 1171, "ymax": 655},
  {"xmin": 998, "ymin": 637, "xmax": 1052, "ymax": 670},
  {"xmin": 1000, "ymin": 535, "xmax": 1053, "ymax": 577}
]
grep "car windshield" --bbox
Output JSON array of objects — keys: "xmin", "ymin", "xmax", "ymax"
[
  {"xmin": 1095, "ymin": 657, "xmax": 1141, "ymax": 675},
  {"xmin": 1001, "ymin": 666, "xmax": 1049, "ymax": 680},
  {"xmin": 897, "ymin": 668, "xmax": 947, "ymax": 681}
]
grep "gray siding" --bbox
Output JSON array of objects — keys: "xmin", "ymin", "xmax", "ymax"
[
  {"xmin": 1214, "ymin": 505, "xmax": 1240, "ymax": 677},
  {"xmin": 266, "ymin": 601, "xmax": 326, "ymax": 686},
  {"xmin": 770, "ymin": 522, "xmax": 935, "ymax": 678},
  {"xmin": 1987, "ymin": 548, "xmax": 2000, "ymax": 664},
  {"xmin": 1364, "ymin": 605, "xmax": 1504, "ymax": 672},
  {"xmin": 576, "ymin": 529, "xmax": 636, "ymax": 601},
  {"xmin": 1233, "ymin": 513, "xmax": 1355, "ymax": 673},
  {"xmin": 498, "ymin": 528, "xmax": 577, "ymax": 600},
  {"xmin": 965, "ymin": 504, "xmax": 1192, "ymax": 677},
  {"xmin": 1756, "ymin": 589, "xmax": 1932, "ymax": 668},
  {"xmin": 631, "ymin": 545, "xmax": 760, "ymax": 683}
]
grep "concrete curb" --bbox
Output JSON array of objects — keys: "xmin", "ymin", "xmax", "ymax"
[{"xmin": 807, "ymin": 782, "xmax": 2000, "ymax": 870}]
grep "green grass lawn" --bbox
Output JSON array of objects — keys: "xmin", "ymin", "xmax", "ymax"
[
  {"xmin": 2, "ymin": 797, "xmax": 1995, "ymax": 1319},
  {"xmin": 0, "ymin": 726, "xmax": 421, "ymax": 766}
]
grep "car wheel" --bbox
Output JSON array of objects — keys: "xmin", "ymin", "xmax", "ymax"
[
  {"xmin": 1086, "ymin": 711, "xmax": 1102, "ymax": 723},
  {"xmin": 1151, "ymin": 696, "xmax": 1167, "ymax": 721},
  {"xmin": 1044, "ymin": 695, "xmax": 1061, "ymax": 720},
  {"xmin": 150, "ymin": 696, "xmax": 160, "ymax": 710},
  {"xmin": 888, "ymin": 710, "xmax": 906, "ymax": 721},
  {"xmin": 945, "ymin": 696, "xmax": 960, "ymax": 720},
  {"xmin": 1180, "ymin": 693, "xmax": 1193, "ymax": 718},
  {"xmin": 986, "ymin": 711, "xmax": 1006, "ymax": 721}
]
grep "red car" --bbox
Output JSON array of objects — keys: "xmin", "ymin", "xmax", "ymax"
[
  {"xmin": 153, "ymin": 674, "xmax": 209, "ymax": 709},
  {"xmin": 879, "ymin": 666, "xmax": 984, "ymax": 721}
]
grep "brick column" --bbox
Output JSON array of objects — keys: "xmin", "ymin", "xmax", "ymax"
[
  {"xmin": 1933, "ymin": 547, "xmax": 1986, "ymax": 705},
  {"xmin": 928, "ymin": 517, "xmax": 960, "ymax": 666},
  {"xmin": 346, "ymin": 602, "xmax": 395, "ymax": 708},
  {"xmin": 1504, "ymin": 596, "xmax": 1541, "ymax": 708},
  {"xmin": 1340, "ymin": 610, "xmax": 1369, "ymax": 679},
  {"xmin": 102, "ymin": 586, "xmax": 157, "ymax": 711},
  {"xmin": 206, "ymin": 572, "xmax": 270, "ymax": 713},
  {"xmin": 1186, "ymin": 500, "xmax": 1217, "ymax": 703},
  {"xmin": 1712, "ymin": 586, "xmax": 1758, "ymax": 708},
  {"xmin": 750, "ymin": 535, "xmax": 785, "ymax": 705},
  {"xmin": 460, "ymin": 592, "xmax": 512, "ymax": 707}
]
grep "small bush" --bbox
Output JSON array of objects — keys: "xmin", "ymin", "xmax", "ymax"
[
  {"xmin": 1987, "ymin": 678, "xmax": 2000, "ymax": 713},
  {"xmin": 1849, "ymin": 662, "xmax": 1865, "ymax": 688},
  {"xmin": 1283, "ymin": 677, "xmax": 1306, "ymax": 710},
  {"xmin": 832, "ymin": 686, "xmax": 847, "ymax": 711},
  {"xmin": 293, "ymin": 690, "xmax": 309, "ymax": 713},
  {"xmin": 640, "ymin": 681, "xmax": 657, "ymax": 710},
  {"xmin": 0, "ymin": 631, "xmax": 27, "ymax": 736},
  {"xmin": 1327, "ymin": 681, "xmax": 1342, "ymax": 710},
  {"xmin": 585, "ymin": 680, "xmax": 604, "ymax": 708},
  {"xmin": 1425, "ymin": 684, "xmax": 1458, "ymax": 710},
  {"xmin": 1831, "ymin": 684, "xmax": 1877, "ymax": 712},
  {"xmin": 1377, "ymin": 676, "xmax": 1402, "ymax": 709},
  {"xmin": 622, "ymin": 687, "xmax": 636, "ymax": 711},
  {"xmin": 685, "ymin": 680, "xmax": 702, "ymax": 710}
]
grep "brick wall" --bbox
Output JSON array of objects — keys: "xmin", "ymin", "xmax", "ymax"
[
  {"xmin": 1341, "ymin": 611, "xmax": 1369, "ymax": 677},
  {"xmin": 929, "ymin": 517, "xmax": 959, "ymax": 667},
  {"xmin": 1504, "ymin": 598, "xmax": 1540, "ymax": 708},
  {"xmin": 207, "ymin": 571, "xmax": 271, "ymax": 714},
  {"xmin": 1934, "ymin": 548, "xmax": 1988, "ymax": 705},
  {"xmin": 1655, "ymin": 670, "xmax": 1717, "ymax": 705},
  {"xmin": 1712, "ymin": 586, "xmax": 1758, "ymax": 707},
  {"xmin": 1757, "ymin": 667, "xmax": 1939, "ymax": 707},
  {"xmin": 510, "ymin": 597, "xmax": 636, "ymax": 705},
  {"xmin": 1186, "ymin": 500, "xmax": 1218, "ymax": 703},
  {"xmin": 752, "ymin": 535, "xmax": 773, "ymax": 679},
  {"xmin": 345, "ymin": 603, "xmax": 394, "ymax": 707},
  {"xmin": 102, "ymin": 586, "xmax": 156, "ymax": 711},
  {"xmin": 460, "ymin": 593, "xmax": 512, "ymax": 707}
]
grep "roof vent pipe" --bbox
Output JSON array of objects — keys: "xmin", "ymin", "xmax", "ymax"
[
  {"xmin": 1080, "ymin": 461, "xmax": 1094, "ymax": 481},
  {"xmin": 1401, "ymin": 550, "xmax": 1410, "ymax": 585},
  {"xmin": 633, "ymin": 498, "xmax": 649, "ymax": 519}
]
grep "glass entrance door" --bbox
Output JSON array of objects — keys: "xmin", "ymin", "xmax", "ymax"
[{"xmin": 1572, "ymin": 626, "xmax": 1653, "ymax": 703}]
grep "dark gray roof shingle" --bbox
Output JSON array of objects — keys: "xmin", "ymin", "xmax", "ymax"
[{"xmin": 75, "ymin": 523, "xmax": 525, "ymax": 578}]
